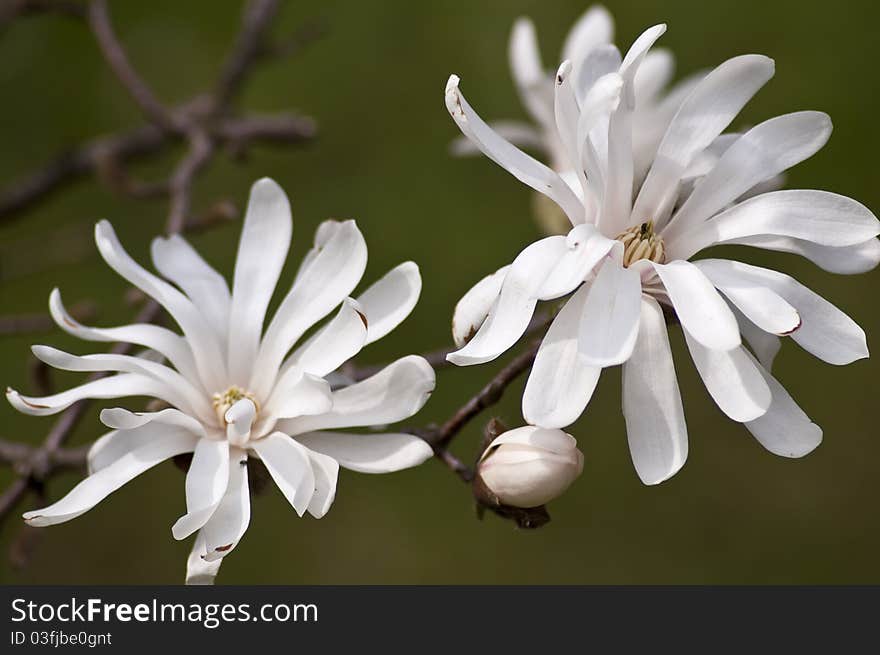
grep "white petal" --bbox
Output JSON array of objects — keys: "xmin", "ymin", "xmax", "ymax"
[
  {"xmin": 23, "ymin": 429, "xmax": 197, "ymax": 526},
  {"xmin": 562, "ymin": 5, "xmax": 614, "ymax": 64},
  {"xmin": 283, "ymin": 298, "xmax": 368, "ymax": 377},
  {"xmin": 509, "ymin": 17, "xmax": 554, "ymax": 128},
  {"xmin": 445, "ymin": 74, "xmax": 585, "ymax": 225},
  {"xmin": 94, "ymin": 220, "xmax": 225, "ymax": 390},
  {"xmin": 305, "ymin": 449, "xmax": 339, "ymax": 518},
  {"xmin": 554, "ymin": 60, "xmax": 583, "ymax": 188},
  {"xmin": 683, "ymin": 334, "xmax": 771, "ymax": 422},
  {"xmin": 250, "ymin": 432, "xmax": 315, "ymax": 517},
  {"xmin": 356, "ymin": 262, "xmax": 422, "ymax": 345},
  {"xmin": 742, "ymin": 352, "xmax": 822, "ymax": 458},
  {"xmin": 634, "ymin": 48, "xmax": 674, "ymax": 105},
  {"xmin": 7, "ymin": 373, "xmax": 184, "ymax": 417},
  {"xmin": 172, "ymin": 438, "xmax": 230, "ymax": 540},
  {"xmin": 151, "ymin": 233, "xmax": 231, "ymax": 347},
  {"xmin": 651, "ymin": 260, "xmax": 740, "ymax": 350},
  {"xmin": 695, "ymin": 266, "xmax": 800, "ymax": 335},
  {"xmin": 695, "ymin": 259, "xmax": 868, "ymax": 364},
  {"xmin": 295, "ymin": 431, "xmax": 432, "ymax": 474},
  {"xmin": 186, "ymin": 531, "xmax": 221, "ymax": 585},
  {"xmin": 48, "ymin": 288, "xmax": 199, "ymax": 383},
  {"xmin": 252, "ymin": 220, "xmax": 367, "ymax": 399},
  {"xmin": 451, "ymin": 265, "xmax": 509, "ymax": 348},
  {"xmin": 576, "ymin": 72, "xmax": 623, "ymax": 189},
  {"xmin": 672, "ymin": 190, "xmax": 880, "ymax": 259},
  {"xmin": 263, "ymin": 372, "xmax": 332, "ymax": 423},
  {"xmin": 621, "ymin": 295, "xmax": 688, "ymax": 485},
  {"xmin": 227, "ymin": 178, "xmax": 292, "ymax": 384},
  {"xmin": 522, "ymin": 284, "xmax": 601, "ymax": 429},
  {"xmin": 538, "ymin": 223, "xmax": 618, "ymax": 300},
  {"xmin": 574, "ymin": 44, "xmax": 621, "ymax": 105},
  {"xmin": 225, "ymin": 398, "xmax": 256, "ymax": 447},
  {"xmin": 719, "ymin": 235, "xmax": 880, "ymax": 275},
  {"xmin": 635, "ymin": 55, "xmax": 775, "ymax": 228},
  {"xmin": 202, "ymin": 448, "xmax": 250, "ymax": 562},
  {"xmin": 279, "ymin": 355, "xmax": 435, "ymax": 435},
  {"xmin": 731, "ymin": 305, "xmax": 781, "ymax": 370},
  {"xmin": 99, "ymin": 406, "xmax": 206, "ymax": 437},
  {"xmin": 447, "ymin": 236, "xmax": 567, "ymax": 366},
  {"xmin": 666, "ymin": 111, "xmax": 833, "ymax": 240},
  {"xmin": 578, "ymin": 258, "xmax": 642, "ymax": 366}
]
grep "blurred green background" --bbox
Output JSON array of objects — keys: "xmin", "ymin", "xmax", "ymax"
[{"xmin": 0, "ymin": 0, "xmax": 878, "ymax": 584}]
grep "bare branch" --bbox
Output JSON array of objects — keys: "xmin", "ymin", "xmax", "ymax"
[
  {"xmin": 0, "ymin": 301, "xmax": 96, "ymax": 336},
  {"xmin": 165, "ymin": 130, "xmax": 214, "ymax": 234}
]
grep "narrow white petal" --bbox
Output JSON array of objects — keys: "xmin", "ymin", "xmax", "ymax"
[
  {"xmin": 225, "ymin": 398, "xmax": 256, "ymax": 447},
  {"xmin": 48, "ymin": 288, "xmax": 199, "ymax": 383},
  {"xmin": 719, "ymin": 235, "xmax": 880, "ymax": 274},
  {"xmin": 279, "ymin": 356, "xmax": 434, "ymax": 436},
  {"xmin": 562, "ymin": 5, "xmax": 614, "ymax": 65},
  {"xmin": 651, "ymin": 260, "xmax": 740, "ymax": 350},
  {"xmin": 227, "ymin": 178, "xmax": 292, "ymax": 384},
  {"xmin": 356, "ymin": 262, "xmax": 422, "ymax": 345},
  {"xmin": 578, "ymin": 258, "xmax": 642, "ymax": 366},
  {"xmin": 554, "ymin": 60, "xmax": 583, "ymax": 189},
  {"xmin": 451, "ymin": 265, "xmax": 509, "ymax": 348},
  {"xmin": 172, "ymin": 438, "xmax": 230, "ymax": 540},
  {"xmin": 695, "ymin": 259, "xmax": 868, "ymax": 364},
  {"xmin": 731, "ymin": 305, "xmax": 781, "ymax": 371},
  {"xmin": 622, "ymin": 295, "xmax": 688, "ymax": 485},
  {"xmin": 684, "ymin": 333, "xmax": 771, "ymax": 422},
  {"xmin": 635, "ymin": 55, "xmax": 775, "ymax": 228},
  {"xmin": 251, "ymin": 432, "xmax": 315, "ymax": 517},
  {"xmin": 295, "ymin": 431, "xmax": 432, "ymax": 474},
  {"xmin": 634, "ymin": 48, "xmax": 674, "ymax": 105},
  {"xmin": 522, "ymin": 284, "xmax": 601, "ymax": 429},
  {"xmin": 538, "ymin": 223, "xmax": 617, "ymax": 300},
  {"xmin": 202, "ymin": 448, "xmax": 251, "ymax": 562},
  {"xmin": 99, "ymin": 406, "xmax": 206, "ymax": 437},
  {"xmin": 574, "ymin": 44, "xmax": 621, "ymax": 105},
  {"xmin": 445, "ymin": 75, "xmax": 585, "ymax": 225},
  {"xmin": 509, "ymin": 17, "xmax": 554, "ymax": 128},
  {"xmin": 23, "ymin": 429, "xmax": 197, "ymax": 526},
  {"xmin": 447, "ymin": 236, "xmax": 567, "ymax": 366},
  {"xmin": 305, "ymin": 449, "xmax": 339, "ymax": 518},
  {"xmin": 263, "ymin": 372, "xmax": 332, "ymax": 423},
  {"xmin": 576, "ymin": 72, "xmax": 623, "ymax": 188},
  {"xmin": 283, "ymin": 298, "xmax": 368, "ymax": 377},
  {"xmin": 186, "ymin": 531, "xmax": 221, "ymax": 585},
  {"xmin": 252, "ymin": 220, "xmax": 367, "ymax": 399}
]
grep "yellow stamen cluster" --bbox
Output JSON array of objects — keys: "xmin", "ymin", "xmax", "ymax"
[
  {"xmin": 212, "ymin": 386, "xmax": 259, "ymax": 425},
  {"xmin": 615, "ymin": 221, "xmax": 666, "ymax": 267}
]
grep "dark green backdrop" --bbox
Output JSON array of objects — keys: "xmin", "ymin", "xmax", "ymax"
[{"xmin": 0, "ymin": 0, "xmax": 877, "ymax": 583}]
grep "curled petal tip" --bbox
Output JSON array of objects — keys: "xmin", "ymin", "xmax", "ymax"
[{"xmin": 556, "ymin": 60, "xmax": 572, "ymax": 83}]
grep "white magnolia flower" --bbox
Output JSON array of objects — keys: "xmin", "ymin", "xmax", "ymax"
[
  {"xmin": 450, "ymin": 6, "xmax": 702, "ymax": 199},
  {"xmin": 7, "ymin": 178, "xmax": 435, "ymax": 583},
  {"xmin": 445, "ymin": 24, "xmax": 879, "ymax": 485},
  {"xmin": 476, "ymin": 426, "xmax": 583, "ymax": 508}
]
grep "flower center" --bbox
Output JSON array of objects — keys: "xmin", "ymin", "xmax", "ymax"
[
  {"xmin": 212, "ymin": 386, "xmax": 259, "ymax": 426},
  {"xmin": 615, "ymin": 221, "xmax": 666, "ymax": 267}
]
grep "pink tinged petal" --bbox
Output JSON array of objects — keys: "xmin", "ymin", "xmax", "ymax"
[
  {"xmin": 186, "ymin": 531, "xmax": 221, "ymax": 585},
  {"xmin": 635, "ymin": 55, "xmax": 775, "ymax": 229},
  {"xmin": 621, "ymin": 295, "xmax": 688, "ymax": 485},
  {"xmin": 7, "ymin": 373, "xmax": 183, "ymax": 417},
  {"xmin": 305, "ymin": 449, "xmax": 338, "ymax": 518},
  {"xmin": 694, "ymin": 264, "xmax": 800, "ymax": 335},
  {"xmin": 226, "ymin": 178, "xmax": 292, "ymax": 385},
  {"xmin": 731, "ymin": 305, "xmax": 781, "ymax": 371},
  {"xmin": 295, "ymin": 431, "xmax": 432, "ymax": 474},
  {"xmin": 356, "ymin": 262, "xmax": 422, "ymax": 345},
  {"xmin": 150, "ymin": 233, "xmax": 231, "ymax": 347},
  {"xmin": 447, "ymin": 236, "xmax": 567, "ymax": 366},
  {"xmin": 651, "ymin": 260, "xmax": 740, "ymax": 350},
  {"xmin": 451, "ymin": 265, "xmax": 509, "ymax": 348},
  {"xmin": 683, "ymin": 333, "xmax": 771, "ymax": 422},
  {"xmin": 509, "ymin": 18, "xmax": 553, "ymax": 129},
  {"xmin": 284, "ymin": 298, "xmax": 369, "ymax": 378},
  {"xmin": 672, "ymin": 190, "xmax": 880, "ymax": 259},
  {"xmin": 601, "ymin": 24, "xmax": 667, "ymax": 236},
  {"xmin": 522, "ymin": 284, "xmax": 601, "ymax": 429},
  {"xmin": 445, "ymin": 75, "xmax": 585, "ymax": 225},
  {"xmin": 578, "ymin": 259, "xmax": 642, "ymax": 366},
  {"xmin": 225, "ymin": 398, "xmax": 256, "ymax": 447},
  {"xmin": 48, "ymin": 288, "xmax": 199, "ymax": 384},
  {"xmin": 99, "ymin": 406, "xmax": 206, "ymax": 437},
  {"xmin": 251, "ymin": 220, "xmax": 367, "ymax": 399},
  {"xmin": 665, "ymin": 112, "xmax": 833, "ymax": 242},
  {"xmin": 538, "ymin": 223, "xmax": 617, "ymax": 300},
  {"xmin": 451, "ymin": 122, "xmax": 544, "ymax": 156},
  {"xmin": 250, "ymin": 432, "xmax": 315, "ymax": 517},
  {"xmin": 23, "ymin": 429, "xmax": 198, "ymax": 527},
  {"xmin": 172, "ymin": 438, "xmax": 230, "ymax": 540},
  {"xmin": 742, "ymin": 352, "xmax": 822, "ymax": 458},
  {"xmin": 694, "ymin": 259, "xmax": 867, "ymax": 365},
  {"xmin": 279, "ymin": 355, "xmax": 435, "ymax": 436},
  {"xmin": 30, "ymin": 345, "xmax": 212, "ymax": 421},
  {"xmin": 202, "ymin": 448, "xmax": 251, "ymax": 562},
  {"xmin": 561, "ymin": 5, "xmax": 614, "ymax": 64},
  {"xmin": 94, "ymin": 220, "xmax": 226, "ymax": 390},
  {"xmin": 718, "ymin": 235, "xmax": 880, "ymax": 275}
]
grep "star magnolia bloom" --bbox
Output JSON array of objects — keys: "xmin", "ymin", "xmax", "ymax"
[
  {"xmin": 7, "ymin": 178, "xmax": 435, "ymax": 583},
  {"xmin": 445, "ymin": 24, "xmax": 879, "ymax": 485}
]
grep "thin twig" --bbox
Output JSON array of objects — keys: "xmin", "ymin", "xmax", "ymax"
[{"xmin": 166, "ymin": 130, "xmax": 214, "ymax": 234}]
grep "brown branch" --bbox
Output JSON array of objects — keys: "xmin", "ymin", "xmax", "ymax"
[
  {"xmin": 0, "ymin": 301, "xmax": 96, "ymax": 336},
  {"xmin": 165, "ymin": 130, "xmax": 214, "ymax": 234}
]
